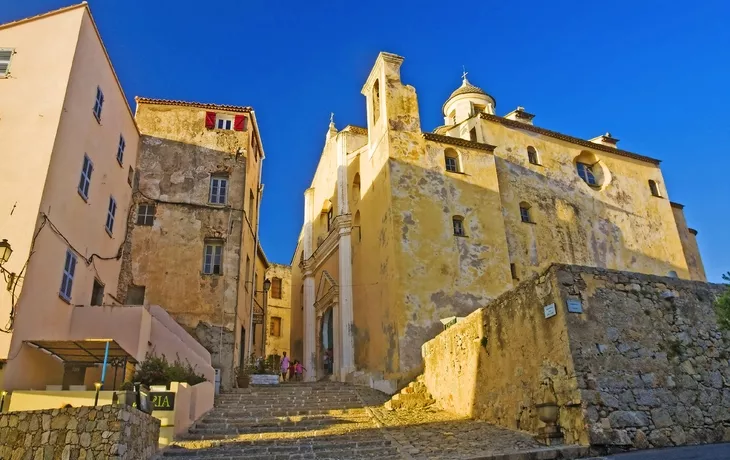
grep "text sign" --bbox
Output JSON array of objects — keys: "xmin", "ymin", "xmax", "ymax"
[
  {"xmin": 567, "ymin": 299, "xmax": 583, "ymax": 313},
  {"xmin": 253, "ymin": 314, "xmax": 264, "ymax": 324},
  {"xmin": 544, "ymin": 303, "xmax": 557, "ymax": 319},
  {"xmin": 151, "ymin": 392, "xmax": 176, "ymax": 411}
]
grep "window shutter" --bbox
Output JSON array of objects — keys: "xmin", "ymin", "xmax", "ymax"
[
  {"xmin": 234, "ymin": 115, "xmax": 246, "ymax": 131},
  {"xmin": 205, "ymin": 111, "xmax": 216, "ymax": 129}
]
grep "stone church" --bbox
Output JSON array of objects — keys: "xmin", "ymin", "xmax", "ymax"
[{"xmin": 289, "ymin": 52, "xmax": 705, "ymax": 391}]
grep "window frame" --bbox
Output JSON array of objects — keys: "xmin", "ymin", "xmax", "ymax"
[
  {"xmin": 91, "ymin": 279, "xmax": 105, "ymax": 306},
  {"xmin": 136, "ymin": 203, "xmax": 156, "ymax": 226},
  {"xmin": 452, "ymin": 216, "xmax": 466, "ymax": 237},
  {"xmin": 527, "ymin": 146, "xmax": 540, "ymax": 165},
  {"xmin": 271, "ymin": 277, "xmax": 282, "ymax": 299},
  {"xmin": 78, "ymin": 154, "xmax": 93, "ymax": 201},
  {"xmin": 0, "ymin": 48, "xmax": 13, "ymax": 77},
  {"xmin": 209, "ymin": 175, "xmax": 229, "ymax": 205},
  {"xmin": 649, "ymin": 180, "xmax": 661, "ymax": 197},
  {"xmin": 203, "ymin": 240, "xmax": 224, "ymax": 275},
  {"xmin": 445, "ymin": 156, "xmax": 458, "ymax": 173},
  {"xmin": 105, "ymin": 196, "xmax": 117, "ymax": 236},
  {"xmin": 215, "ymin": 114, "xmax": 234, "ymax": 130},
  {"xmin": 93, "ymin": 86, "xmax": 104, "ymax": 122},
  {"xmin": 59, "ymin": 249, "xmax": 77, "ymax": 302},
  {"xmin": 116, "ymin": 135, "xmax": 125, "ymax": 166},
  {"xmin": 519, "ymin": 205, "xmax": 532, "ymax": 223},
  {"xmin": 576, "ymin": 162, "xmax": 597, "ymax": 186},
  {"xmin": 270, "ymin": 316, "xmax": 282, "ymax": 337}
]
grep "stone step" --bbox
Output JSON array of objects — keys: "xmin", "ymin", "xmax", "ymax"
[
  {"xmin": 162, "ymin": 446, "xmax": 400, "ymax": 459},
  {"xmin": 196, "ymin": 414, "xmax": 371, "ymax": 427},
  {"xmin": 201, "ymin": 408, "xmax": 359, "ymax": 418}
]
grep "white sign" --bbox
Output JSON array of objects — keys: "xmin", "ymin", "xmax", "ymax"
[
  {"xmin": 567, "ymin": 298, "xmax": 583, "ymax": 313},
  {"xmin": 544, "ymin": 303, "xmax": 557, "ymax": 318}
]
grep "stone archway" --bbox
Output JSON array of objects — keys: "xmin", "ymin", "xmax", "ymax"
[{"xmin": 320, "ymin": 307, "xmax": 334, "ymax": 377}]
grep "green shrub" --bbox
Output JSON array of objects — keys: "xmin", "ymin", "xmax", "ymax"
[
  {"xmin": 715, "ymin": 273, "xmax": 730, "ymax": 331},
  {"xmin": 131, "ymin": 353, "xmax": 206, "ymax": 387}
]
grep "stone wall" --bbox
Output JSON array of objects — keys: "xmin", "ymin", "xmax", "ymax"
[
  {"xmin": 559, "ymin": 265, "xmax": 728, "ymax": 449},
  {"xmin": 0, "ymin": 405, "xmax": 160, "ymax": 460},
  {"xmin": 422, "ymin": 263, "xmax": 729, "ymax": 450}
]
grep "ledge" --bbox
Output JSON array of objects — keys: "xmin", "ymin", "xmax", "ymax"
[{"xmin": 422, "ymin": 132, "xmax": 496, "ymax": 152}]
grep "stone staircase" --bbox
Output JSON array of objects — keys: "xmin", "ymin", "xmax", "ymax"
[
  {"xmin": 384, "ymin": 375, "xmax": 435, "ymax": 411},
  {"xmin": 159, "ymin": 381, "xmax": 400, "ymax": 459}
]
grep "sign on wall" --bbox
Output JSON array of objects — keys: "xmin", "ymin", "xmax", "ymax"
[
  {"xmin": 150, "ymin": 392, "xmax": 176, "ymax": 411},
  {"xmin": 544, "ymin": 303, "xmax": 557, "ymax": 319},
  {"xmin": 567, "ymin": 298, "xmax": 583, "ymax": 313},
  {"xmin": 253, "ymin": 314, "xmax": 264, "ymax": 324}
]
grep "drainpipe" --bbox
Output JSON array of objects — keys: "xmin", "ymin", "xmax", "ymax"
[{"xmin": 246, "ymin": 150, "xmax": 264, "ymax": 361}]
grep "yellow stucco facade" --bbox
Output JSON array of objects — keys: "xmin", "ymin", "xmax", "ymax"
[
  {"xmin": 264, "ymin": 263, "xmax": 292, "ymax": 358},
  {"xmin": 292, "ymin": 52, "xmax": 705, "ymax": 389},
  {"xmin": 120, "ymin": 99, "xmax": 267, "ymax": 390}
]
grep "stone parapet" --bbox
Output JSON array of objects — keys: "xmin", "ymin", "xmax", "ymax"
[{"xmin": 0, "ymin": 405, "xmax": 160, "ymax": 459}]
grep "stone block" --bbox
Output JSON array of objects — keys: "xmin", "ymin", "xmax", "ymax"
[
  {"xmin": 608, "ymin": 411, "xmax": 650, "ymax": 428},
  {"xmin": 650, "ymin": 408, "xmax": 673, "ymax": 428}
]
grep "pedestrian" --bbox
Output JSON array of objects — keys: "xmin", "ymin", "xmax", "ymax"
[
  {"xmin": 295, "ymin": 361, "xmax": 306, "ymax": 381},
  {"xmin": 280, "ymin": 352, "xmax": 290, "ymax": 382},
  {"xmin": 288, "ymin": 359, "xmax": 296, "ymax": 381}
]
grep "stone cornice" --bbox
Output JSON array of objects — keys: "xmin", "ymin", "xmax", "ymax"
[
  {"xmin": 343, "ymin": 125, "xmax": 368, "ymax": 136},
  {"xmin": 302, "ymin": 214, "xmax": 352, "ymax": 273},
  {"xmin": 479, "ymin": 113, "xmax": 660, "ymax": 165},
  {"xmin": 314, "ymin": 285, "xmax": 338, "ymax": 312},
  {"xmin": 422, "ymin": 132, "xmax": 496, "ymax": 152}
]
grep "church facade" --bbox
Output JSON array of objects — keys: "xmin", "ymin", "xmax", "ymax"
[{"xmin": 290, "ymin": 52, "xmax": 705, "ymax": 389}]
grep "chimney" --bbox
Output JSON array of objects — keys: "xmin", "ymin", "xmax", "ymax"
[
  {"xmin": 504, "ymin": 106, "xmax": 535, "ymax": 125},
  {"xmin": 589, "ymin": 132, "xmax": 619, "ymax": 148}
]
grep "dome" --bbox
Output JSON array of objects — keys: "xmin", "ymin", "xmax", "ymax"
[
  {"xmin": 442, "ymin": 75, "xmax": 496, "ymax": 118},
  {"xmin": 447, "ymin": 77, "xmax": 489, "ymax": 100}
]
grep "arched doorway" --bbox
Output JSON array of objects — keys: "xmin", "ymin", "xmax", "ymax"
[{"xmin": 320, "ymin": 307, "xmax": 334, "ymax": 376}]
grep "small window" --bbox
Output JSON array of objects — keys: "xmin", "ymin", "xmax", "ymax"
[
  {"xmin": 352, "ymin": 173, "xmax": 361, "ymax": 200},
  {"xmin": 576, "ymin": 162, "xmax": 597, "ymax": 186},
  {"xmin": 91, "ymin": 279, "xmax": 104, "ymax": 306},
  {"xmin": 59, "ymin": 249, "xmax": 77, "ymax": 302},
  {"xmin": 105, "ymin": 196, "xmax": 117, "ymax": 235},
  {"xmin": 527, "ymin": 146, "xmax": 540, "ymax": 165},
  {"xmin": 0, "ymin": 49, "xmax": 13, "ymax": 77},
  {"xmin": 472, "ymin": 104, "xmax": 486, "ymax": 116},
  {"xmin": 270, "ymin": 317, "xmax": 282, "ymax": 337},
  {"xmin": 327, "ymin": 208, "xmax": 334, "ymax": 232},
  {"xmin": 649, "ymin": 180, "xmax": 661, "ymax": 197},
  {"xmin": 469, "ymin": 127, "xmax": 477, "ymax": 142},
  {"xmin": 78, "ymin": 154, "xmax": 93, "ymax": 200},
  {"xmin": 444, "ymin": 149, "xmax": 460, "ymax": 173},
  {"xmin": 128, "ymin": 166, "xmax": 134, "ymax": 187},
  {"xmin": 249, "ymin": 190, "xmax": 255, "ymax": 221},
  {"xmin": 126, "ymin": 285, "xmax": 145, "ymax": 304},
  {"xmin": 271, "ymin": 277, "xmax": 282, "ymax": 299},
  {"xmin": 203, "ymin": 240, "xmax": 223, "ymax": 275},
  {"xmin": 245, "ymin": 256, "xmax": 251, "ymax": 291},
  {"xmin": 136, "ymin": 203, "xmax": 156, "ymax": 226},
  {"xmin": 510, "ymin": 263, "xmax": 519, "ymax": 280},
  {"xmin": 116, "ymin": 135, "xmax": 125, "ymax": 166},
  {"xmin": 216, "ymin": 114, "xmax": 234, "ymax": 130},
  {"xmin": 519, "ymin": 202, "xmax": 532, "ymax": 223},
  {"xmin": 372, "ymin": 79, "xmax": 381, "ymax": 123},
  {"xmin": 93, "ymin": 86, "xmax": 104, "ymax": 121},
  {"xmin": 209, "ymin": 176, "xmax": 228, "ymax": 204},
  {"xmin": 452, "ymin": 216, "xmax": 466, "ymax": 237}
]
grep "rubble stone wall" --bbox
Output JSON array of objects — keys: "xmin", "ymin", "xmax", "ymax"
[
  {"xmin": 559, "ymin": 265, "xmax": 729, "ymax": 449},
  {"xmin": 0, "ymin": 405, "xmax": 160, "ymax": 459}
]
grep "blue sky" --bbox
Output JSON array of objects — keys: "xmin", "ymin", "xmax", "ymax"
[{"xmin": 3, "ymin": 1, "xmax": 729, "ymax": 281}]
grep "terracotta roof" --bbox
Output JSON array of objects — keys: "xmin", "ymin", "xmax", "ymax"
[
  {"xmin": 342, "ymin": 125, "xmax": 368, "ymax": 135},
  {"xmin": 422, "ymin": 132, "xmax": 496, "ymax": 152},
  {"xmin": 0, "ymin": 2, "xmax": 86, "ymax": 31},
  {"xmin": 449, "ymin": 80, "xmax": 488, "ymax": 99},
  {"xmin": 135, "ymin": 97, "xmax": 252, "ymax": 113},
  {"xmin": 479, "ymin": 113, "xmax": 661, "ymax": 165}
]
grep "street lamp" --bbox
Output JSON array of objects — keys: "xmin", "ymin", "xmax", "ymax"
[
  {"xmin": 262, "ymin": 278, "xmax": 271, "ymax": 293},
  {"xmin": 94, "ymin": 382, "xmax": 102, "ymax": 407},
  {"xmin": 0, "ymin": 239, "xmax": 11, "ymax": 264}
]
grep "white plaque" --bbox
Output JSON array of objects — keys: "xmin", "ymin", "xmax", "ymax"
[
  {"xmin": 567, "ymin": 299, "xmax": 583, "ymax": 313},
  {"xmin": 544, "ymin": 303, "xmax": 557, "ymax": 318}
]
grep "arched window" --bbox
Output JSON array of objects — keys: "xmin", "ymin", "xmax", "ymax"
[
  {"xmin": 444, "ymin": 148, "xmax": 460, "ymax": 173},
  {"xmin": 372, "ymin": 79, "xmax": 380, "ymax": 123},
  {"xmin": 527, "ymin": 146, "xmax": 540, "ymax": 165},
  {"xmin": 352, "ymin": 173, "xmax": 361, "ymax": 201},
  {"xmin": 576, "ymin": 162, "xmax": 597, "ymax": 186},
  {"xmin": 354, "ymin": 210, "xmax": 361, "ymax": 242},
  {"xmin": 452, "ymin": 216, "xmax": 466, "ymax": 237},
  {"xmin": 648, "ymin": 180, "xmax": 661, "ymax": 197},
  {"xmin": 519, "ymin": 202, "xmax": 533, "ymax": 223},
  {"xmin": 449, "ymin": 110, "xmax": 456, "ymax": 125}
]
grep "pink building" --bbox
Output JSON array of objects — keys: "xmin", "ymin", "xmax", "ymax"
[{"xmin": 0, "ymin": 2, "xmax": 213, "ymax": 398}]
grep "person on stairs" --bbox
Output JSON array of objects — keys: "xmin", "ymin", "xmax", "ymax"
[{"xmin": 280, "ymin": 352, "xmax": 290, "ymax": 382}]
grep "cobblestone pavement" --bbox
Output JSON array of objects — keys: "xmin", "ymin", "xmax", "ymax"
[
  {"xmin": 356, "ymin": 386, "xmax": 567, "ymax": 460},
  {"xmin": 584, "ymin": 442, "xmax": 730, "ymax": 460}
]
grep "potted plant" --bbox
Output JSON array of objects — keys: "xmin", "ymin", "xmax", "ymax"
[{"xmin": 235, "ymin": 366, "xmax": 250, "ymax": 388}]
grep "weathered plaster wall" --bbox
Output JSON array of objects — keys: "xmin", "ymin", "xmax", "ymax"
[
  {"xmin": 671, "ymin": 204, "xmax": 706, "ymax": 281},
  {"xmin": 0, "ymin": 405, "xmax": 160, "ymax": 460},
  {"xmin": 422, "ymin": 265, "xmax": 585, "ymax": 444},
  {"xmin": 120, "ymin": 102, "xmax": 261, "ymax": 390},
  {"xmin": 290, "ymin": 240, "xmax": 304, "ymax": 361},
  {"xmin": 481, "ymin": 119, "xmax": 691, "ymax": 281},
  {"xmin": 559, "ymin": 265, "xmax": 728, "ymax": 449},
  {"xmin": 266, "ymin": 264, "xmax": 292, "ymax": 357}
]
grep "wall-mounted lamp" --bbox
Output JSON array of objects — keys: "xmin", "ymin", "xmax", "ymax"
[
  {"xmin": 262, "ymin": 278, "xmax": 271, "ymax": 293},
  {"xmin": 0, "ymin": 239, "xmax": 11, "ymax": 264},
  {"xmin": 94, "ymin": 382, "xmax": 102, "ymax": 407}
]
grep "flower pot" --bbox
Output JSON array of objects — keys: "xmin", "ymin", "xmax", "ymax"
[
  {"xmin": 150, "ymin": 385, "xmax": 167, "ymax": 391},
  {"xmin": 536, "ymin": 402, "xmax": 559, "ymax": 424}
]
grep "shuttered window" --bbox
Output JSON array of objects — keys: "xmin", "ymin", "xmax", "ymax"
[
  {"xmin": 59, "ymin": 249, "xmax": 77, "ymax": 302},
  {"xmin": 209, "ymin": 176, "xmax": 228, "ymax": 204},
  {"xmin": 116, "ymin": 135, "xmax": 125, "ymax": 165},
  {"xmin": 93, "ymin": 87, "xmax": 104, "ymax": 121},
  {"xmin": 0, "ymin": 49, "xmax": 12, "ymax": 77},
  {"xmin": 203, "ymin": 241, "xmax": 223, "ymax": 275},
  {"xmin": 271, "ymin": 278, "xmax": 282, "ymax": 299},
  {"xmin": 105, "ymin": 196, "xmax": 117, "ymax": 235},
  {"xmin": 78, "ymin": 155, "xmax": 93, "ymax": 200}
]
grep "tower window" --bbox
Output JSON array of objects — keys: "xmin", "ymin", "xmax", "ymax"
[
  {"xmin": 452, "ymin": 216, "xmax": 466, "ymax": 237},
  {"xmin": 527, "ymin": 146, "xmax": 540, "ymax": 165},
  {"xmin": 444, "ymin": 148, "xmax": 460, "ymax": 173},
  {"xmin": 472, "ymin": 104, "xmax": 486, "ymax": 116},
  {"xmin": 519, "ymin": 202, "xmax": 532, "ymax": 223},
  {"xmin": 352, "ymin": 173, "xmax": 361, "ymax": 201},
  {"xmin": 372, "ymin": 79, "xmax": 381, "ymax": 123},
  {"xmin": 649, "ymin": 180, "xmax": 661, "ymax": 197},
  {"xmin": 469, "ymin": 127, "xmax": 477, "ymax": 142},
  {"xmin": 576, "ymin": 162, "xmax": 597, "ymax": 186}
]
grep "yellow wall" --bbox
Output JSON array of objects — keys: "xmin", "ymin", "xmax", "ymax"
[
  {"xmin": 265, "ymin": 264, "xmax": 292, "ymax": 358},
  {"xmin": 2, "ymin": 6, "xmax": 140, "ymax": 389},
  {"xmin": 671, "ymin": 204, "xmax": 706, "ymax": 281}
]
